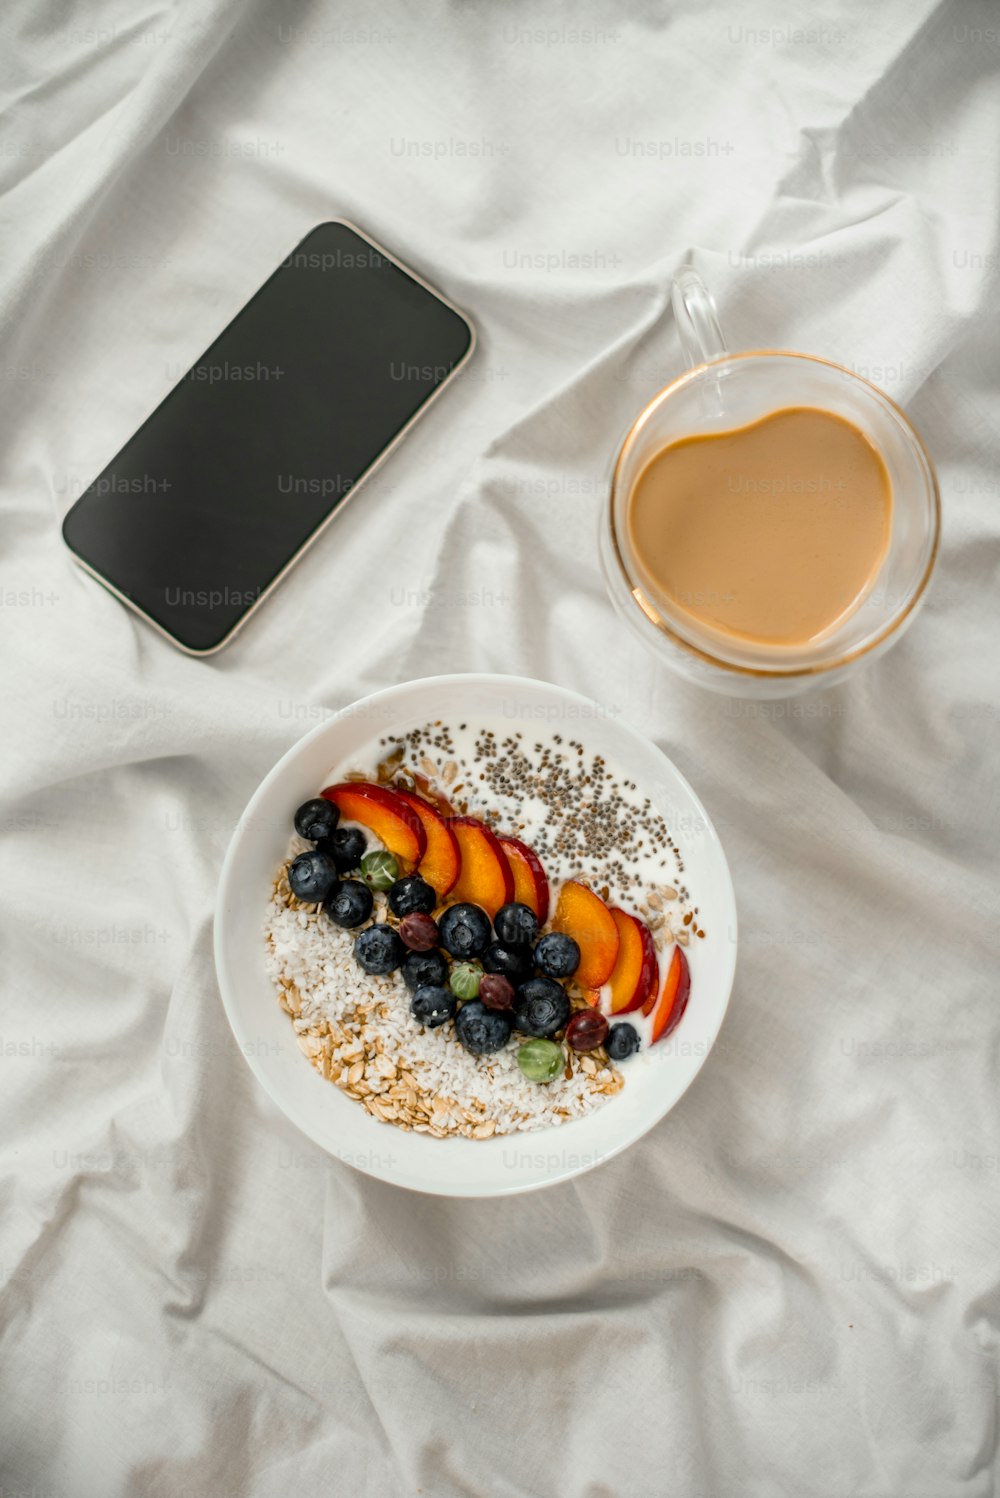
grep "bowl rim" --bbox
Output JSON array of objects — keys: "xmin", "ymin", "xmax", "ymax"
[
  {"xmin": 607, "ymin": 349, "xmax": 941, "ymax": 679},
  {"xmin": 213, "ymin": 672, "xmax": 738, "ymax": 1195}
]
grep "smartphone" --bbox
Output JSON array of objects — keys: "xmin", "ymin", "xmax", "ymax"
[{"xmin": 61, "ymin": 221, "xmax": 475, "ymax": 654}]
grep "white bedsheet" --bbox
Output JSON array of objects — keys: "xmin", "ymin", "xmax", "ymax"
[{"xmin": 2, "ymin": 2, "xmax": 999, "ymax": 1494}]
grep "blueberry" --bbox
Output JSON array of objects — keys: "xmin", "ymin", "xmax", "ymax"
[
  {"xmin": 494, "ymin": 902, "xmax": 539, "ymax": 947},
  {"xmin": 294, "ymin": 797, "xmax": 339, "ymax": 842},
  {"xmin": 324, "ymin": 878, "xmax": 373, "ymax": 929},
  {"xmin": 323, "ymin": 826, "xmax": 367, "ymax": 873},
  {"xmin": 288, "ymin": 849, "xmax": 338, "ymax": 903},
  {"xmin": 534, "ymin": 932, "xmax": 580, "ymax": 979},
  {"xmin": 606, "ymin": 1022, "xmax": 641, "ymax": 1061},
  {"xmin": 454, "ymin": 1000, "xmax": 513, "ymax": 1055},
  {"xmin": 482, "ymin": 941, "xmax": 533, "ymax": 983},
  {"xmin": 354, "ymin": 924, "xmax": 405, "ymax": 976},
  {"xmin": 438, "ymin": 903, "xmax": 492, "ymax": 959},
  {"xmin": 514, "ymin": 977, "xmax": 571, "ymax": 1038},
  {"xmin": 401, "ymin": 948, "xmax": 449, "ymax": 991},
  {"xmin": 410, "ymin": 984, "xmax": 457, "ymax": 1029},
  {"xmin": 388, "ymin": 875, "xmax": 436, "ymax": 918}
]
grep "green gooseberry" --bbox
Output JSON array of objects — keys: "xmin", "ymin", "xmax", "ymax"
[
  {"xmin": 360, "ymin": 849, "xmax": 399, "ymax": 891},
  {"xmin": 450, "ymin": 961, "xmax": 483, "ymax": 1000},
  {"xmin": 517, "ymin": 1038, "xmax": 564, "ymax": 1083}
]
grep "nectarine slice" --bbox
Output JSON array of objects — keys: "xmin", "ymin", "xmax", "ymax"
[
  {"xmin": 393, "ymin": 788, "xmax": 460, "ymax": 897},
  {"xmin": 602, "ymin": 909, "xmax": 659, "ymax": 1015},
  {"xmin": 644, "ymin": 944, "xmax": 691, "ymax": 1043},
  {"xmin": 322, "ymin": 782, "xmax": 426, "ymax": 870},
  {"xmin": 447, "ymin": 817, "xmax": 515, "ymax": 917},
  {"xmin": 498, "ymin": 836, "xmax": 550, "ymax": 925},
  {"xmin": 552, "ymin": 880, "xmax": 619, "ymax": 989}
]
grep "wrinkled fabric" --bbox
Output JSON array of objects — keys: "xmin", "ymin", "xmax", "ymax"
[{"xmin": 1, "ymin": 1, "xmax": 999, "ymax": 1495}]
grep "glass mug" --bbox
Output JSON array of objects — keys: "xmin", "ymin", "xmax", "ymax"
[{"xmin": 599, "ymin": 268, "xmax": 940, "ymax": 698}]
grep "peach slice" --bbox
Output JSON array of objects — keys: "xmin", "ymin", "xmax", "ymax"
[
  {"xmin": 643, "ymin": 944, "xmax": 691, "ymax": 1043},
  {"xmin": 447, "ymin": 817, "xmax": 515, "ymax": 917},
  {"xmin": 498, "ymin": 836, "xmax": 550, "ymax": 925},
  {"xmin": 393, "ymin": 788, "xmax": 460, "ymax": 897},
  {"xmin": 601, "ymin": 909, "xmax": 659, "ymax": 1015},
  {"xmin": 552, "ymin": 880, "xmax": 619, "ymax": 989},
  {"xmin": 322, "ymin": 782, "xmax": 426, "ymax": 870}
]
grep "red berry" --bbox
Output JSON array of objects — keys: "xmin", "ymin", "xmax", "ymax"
[
  {"xmin": 479, "ymin": 973, "xmax": 515, "ymax": 1011},
  {"xmin": 566, "ymin": 1008, "xmax": 608, "ymax": 1052},
  {"xmin": 398, "ymin": 913, "xmax": 439, "ymax": 951}
]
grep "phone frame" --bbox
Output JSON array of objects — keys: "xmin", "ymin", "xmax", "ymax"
[{"xmin": 62, "ymin": 218, "xmax": 477, "ymax": 656}]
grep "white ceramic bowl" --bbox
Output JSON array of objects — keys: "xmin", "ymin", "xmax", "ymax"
[{"xmin": 214, "ymin": 674, "xmax": 737, "ymax": 1196}]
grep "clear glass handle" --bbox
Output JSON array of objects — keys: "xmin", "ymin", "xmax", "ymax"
[{"xmin": 671, "ymin": 267, "xmax": 727, "ymax": 368}]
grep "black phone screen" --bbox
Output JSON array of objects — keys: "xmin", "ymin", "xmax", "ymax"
[{"xmin": 61, "ymin": 221, "xmax": 473, "ymax": 652}]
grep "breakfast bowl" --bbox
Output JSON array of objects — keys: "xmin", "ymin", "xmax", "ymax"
[{"xmin": 214, "ymin": 673, "xmax": 737, "ymax": 1196}]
